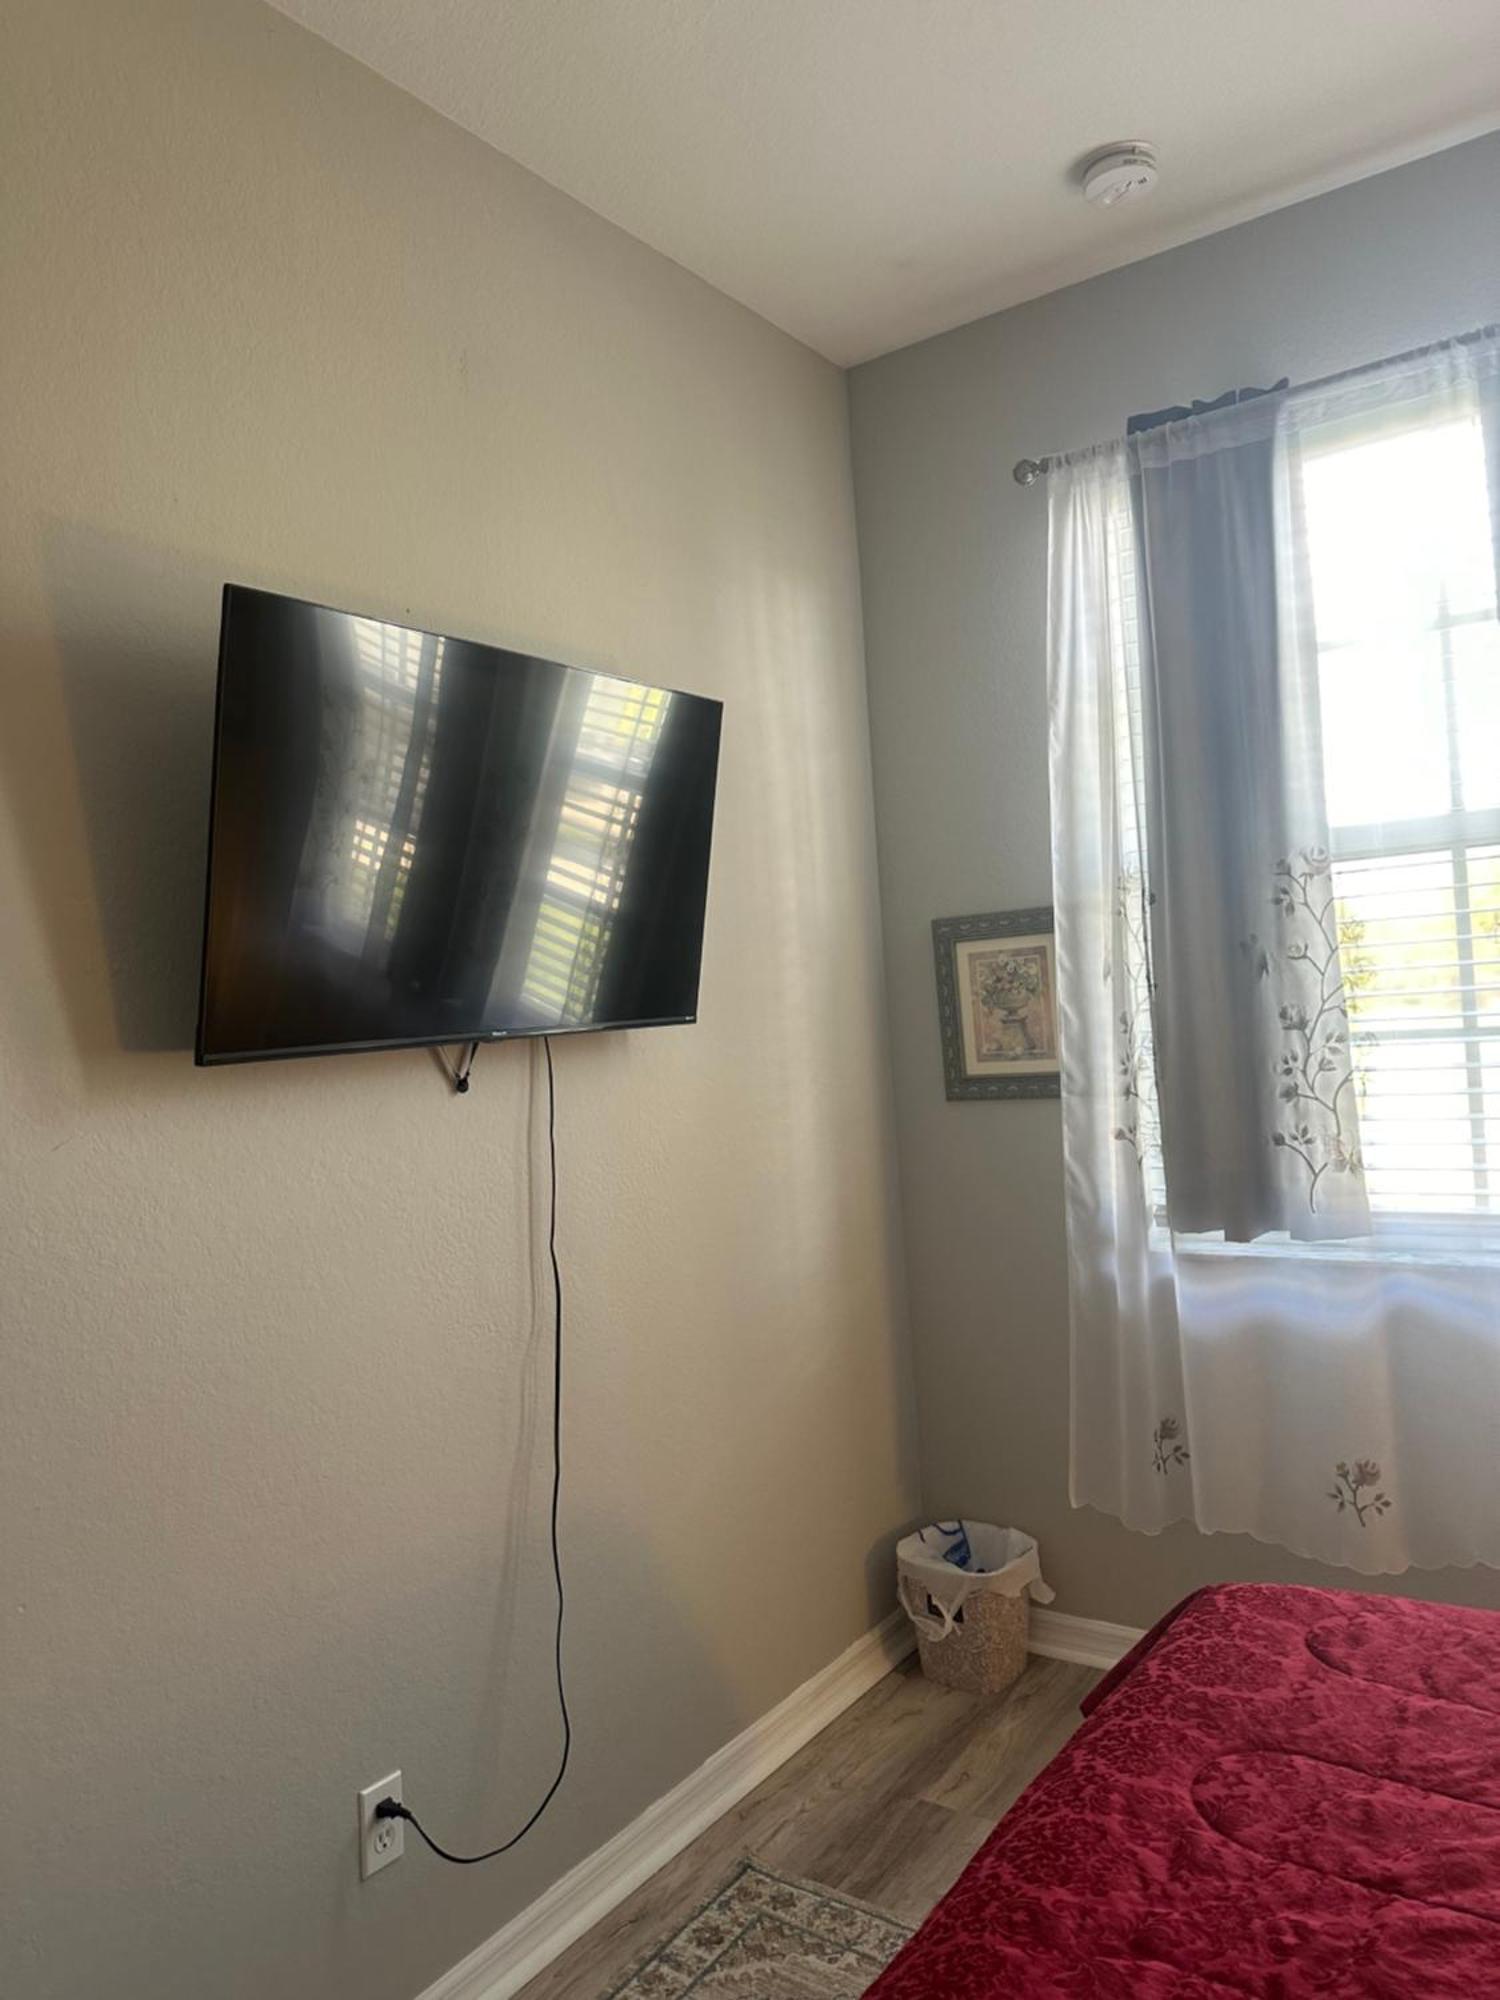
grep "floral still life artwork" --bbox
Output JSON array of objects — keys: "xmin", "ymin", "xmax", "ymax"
[
  {"xmin": 933, "ymin": 908, "xmax": 1061, "ymax": 1099},
  {"xmin": 968, "ymin": 945, "xmax": 1055, "ymax": 1062}
]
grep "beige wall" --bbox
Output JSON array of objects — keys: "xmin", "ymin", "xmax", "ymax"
[
  {"xmin": 850, "ymin": 133, "xmax": 1500, "ymax": 1630},
  {"xmin": 0, "ymin": 6, "xmax": 917, "ymax": 1997}
]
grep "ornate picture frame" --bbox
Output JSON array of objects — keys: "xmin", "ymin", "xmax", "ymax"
[{"xmin": 932, "ymin": 907, "xmax": 1061, "ymax": 1100}]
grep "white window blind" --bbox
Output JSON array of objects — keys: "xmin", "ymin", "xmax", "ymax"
[{"xmin": 1303, "ymin": 409, "xmax": 1500, "ymax": 1217}]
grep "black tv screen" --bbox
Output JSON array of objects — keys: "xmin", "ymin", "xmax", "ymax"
[{"xmin": 196, "ymin": 586, "xmax": 722, "ymax": 1065}]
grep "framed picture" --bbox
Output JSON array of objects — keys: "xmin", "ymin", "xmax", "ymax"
[{"xmin": 932, "ymin": 907, "xmax": 1061, "ymax": 1100}]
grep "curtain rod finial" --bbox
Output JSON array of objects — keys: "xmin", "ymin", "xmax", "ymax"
[{"xmin": 1013, "ymin": 457, "xmax": 1045, "ymax": 487}]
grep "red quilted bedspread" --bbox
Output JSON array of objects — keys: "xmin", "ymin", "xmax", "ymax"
[{"xmin": 865, "ymin": 1583, "xmax": 1500, "ymax": 1997}]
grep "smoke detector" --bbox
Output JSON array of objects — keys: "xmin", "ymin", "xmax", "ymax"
[{"xmin": 1081, "ymin": 144, "xmax": 1159, "ymax": 209}]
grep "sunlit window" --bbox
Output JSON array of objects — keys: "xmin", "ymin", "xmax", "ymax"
[{"xmin": 1303, "ymin": 413, "xmax": 1500, "ymax": 1215}]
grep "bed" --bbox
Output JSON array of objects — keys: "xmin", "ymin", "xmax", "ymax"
[{"xmin": 865, "ymin": 1582, "xmax": 1500, "ymax": 1997}]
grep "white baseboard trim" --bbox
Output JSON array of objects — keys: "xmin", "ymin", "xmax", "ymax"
[
  {"xmin": 414, "ymin": 1610, "xmax": 916, "ymax": 2000},
  {"xmin": 1028, "ymin": 1606, "xmax": 1144, "ymax": 1671},
  {"xmin": 414, "ymin": 1602, "xmax": 1138, "ymax": 2000}
]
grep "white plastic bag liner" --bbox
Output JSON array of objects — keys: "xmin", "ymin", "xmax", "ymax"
[{"xmin": 896, "ymin": 1521, "xmax": 1054, "ymax": 1642}]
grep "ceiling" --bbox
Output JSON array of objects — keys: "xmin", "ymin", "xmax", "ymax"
[{"xmin": 269, "ymin": 0, "xmax": 1500, "ymax": 365}]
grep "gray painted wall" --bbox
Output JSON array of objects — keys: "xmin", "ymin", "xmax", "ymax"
[
  {"xmin": 850, "ymin": 132, "xmax": 1500, "ymax": 1629},
  {"xmin": 1, "ymin": 6, "xmax": 916, "ymax": 1997}
]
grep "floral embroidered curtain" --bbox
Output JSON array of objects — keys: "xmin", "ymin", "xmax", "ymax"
[{"xmin": 1047, "ymin": 330, "xmax": 1500, "ymax": 1573}]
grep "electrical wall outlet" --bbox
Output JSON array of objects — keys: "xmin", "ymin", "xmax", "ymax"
[{"xmin": 358, "ymin": 1771, "xmax": 403, "ymax": 1880}]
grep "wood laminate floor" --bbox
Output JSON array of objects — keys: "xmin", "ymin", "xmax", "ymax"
[{"xmin": 517, "ymin": 1652, "xmax": 1100, "ymax": 2000}]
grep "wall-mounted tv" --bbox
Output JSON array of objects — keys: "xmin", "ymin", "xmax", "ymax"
[{"xmin": 196, "ymin": 586, "xmax": 723, "ymax": 1065}]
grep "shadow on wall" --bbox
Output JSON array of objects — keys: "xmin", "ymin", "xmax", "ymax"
[{"xmin": 0, "ymin": 522, "xmax": 229, "ymax": 1065}]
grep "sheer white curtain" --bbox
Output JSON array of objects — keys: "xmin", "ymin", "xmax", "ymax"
[{"xmin": 1049, "ymin": 331, "xmax": 1500, "ymax": 1573}]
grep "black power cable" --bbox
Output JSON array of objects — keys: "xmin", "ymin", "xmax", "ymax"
[{"xmin": 378, "ymin": 1034, "xmax": 570, "ymax": 1863}]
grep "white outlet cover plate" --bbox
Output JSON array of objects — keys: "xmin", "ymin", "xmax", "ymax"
[{"xmin": 358, "ymin": 1770, "xmax": 403, "ymax": 1880}]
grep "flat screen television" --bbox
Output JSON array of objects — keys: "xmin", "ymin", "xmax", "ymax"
[{"xmin": 196, "ymin": 586, "xmax": 723, "ymax": 1065}]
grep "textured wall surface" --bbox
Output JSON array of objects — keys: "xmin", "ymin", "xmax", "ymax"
[
  {"xmin": 850, "ymin": 133, "xmax": 1500, "ymax": 1628},
  {"xmin": 0, "ymin": 6, "xmax": 916, "ymax": 1997}
]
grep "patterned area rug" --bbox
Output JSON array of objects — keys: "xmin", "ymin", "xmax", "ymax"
[{"xmin": 605, "ymin": 1861, "xmax": 913, "ymax": 1999}]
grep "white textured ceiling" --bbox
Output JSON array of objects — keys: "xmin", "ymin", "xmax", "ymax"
[{"xmin": 269, "ymin": 0, "xmax": 1500, "ymax": 364}]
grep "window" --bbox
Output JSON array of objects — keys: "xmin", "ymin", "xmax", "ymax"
[{"xmin": 1303, "ymin": 410, "xmax": 1500, "ymax": 1217}]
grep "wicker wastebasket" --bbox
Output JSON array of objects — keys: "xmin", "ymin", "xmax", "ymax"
[{"xmin": 897, "ymin": 1522, "xmax": 1053, "ymax": 1696}]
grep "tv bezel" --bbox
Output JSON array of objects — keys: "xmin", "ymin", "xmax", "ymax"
[{"xmin": 194, "ymin": 584, "xmax": 722, "ymax": 1067}]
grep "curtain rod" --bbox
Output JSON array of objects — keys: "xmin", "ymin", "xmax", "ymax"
[{"xmin": 1011, "ymin": 323, "xmax": 1498, "ymax": 487}]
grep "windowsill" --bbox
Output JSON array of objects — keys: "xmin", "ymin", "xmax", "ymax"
[{"xmin": 1153, "ymin": 1220, "xmax": 1500, "ymax": 1273}]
